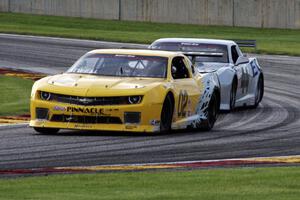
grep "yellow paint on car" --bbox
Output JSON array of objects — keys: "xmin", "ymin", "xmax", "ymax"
[{"xmin": 30, "ymin": 49, "xmax": 206, "ymax": 133}]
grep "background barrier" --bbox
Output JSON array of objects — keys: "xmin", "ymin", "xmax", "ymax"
[{"xmin": 0, "ymin": 0, "xmax": 299, "ymax": 29}]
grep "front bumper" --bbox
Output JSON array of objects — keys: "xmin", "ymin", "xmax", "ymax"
[{"xmin": 30, "ymin": 99, "xmax": 162, "ymax": 133}]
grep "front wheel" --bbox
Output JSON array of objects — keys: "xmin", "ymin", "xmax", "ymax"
[
  {"xmin": 33, "ymin": 127, "xmax": 60, "ymax": 134},
  {"xmin": 201, "ymin": 92, "xmax": 219, "ymax": 131},
  {"xmin": 160, "ymin": 95, "xmax": 174, "ymax": 133}
]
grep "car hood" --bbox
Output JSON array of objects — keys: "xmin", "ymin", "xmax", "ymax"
[
  {"xmin": 37, "ymin": 73, "xmax": 166, "ymax": 96},
  {"xmin": 195, "ymin": 62, "xmax": 231, "ymax": 73}
]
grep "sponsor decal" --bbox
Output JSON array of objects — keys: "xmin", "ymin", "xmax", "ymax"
[
  {"xmin": 78, "ymin": 98, "xmax": 94, "ymax": 105},
  {"xmin": 74, "ymin": 124, "xmax": 93, "ymax": 129},
  {"xmin": 241, "ymin": 67, "xmax": 249, "ymax": 94},
  {"xmin": 178, "ymin": 90, "xmax": 189, "ymax": 117},
  {"xmin": 53, "ymin": 106, "xmax": 114, "ymax": 116},
  {"xmin": 66, "ymin": 107, "xmax": 109, "ymax": 116},
  {"xmin": 53, "ymin": 106, "xmax": 66, "ymax": 111},
  {"xmin": 181, "ymin": 42, "xmax": 199, "ymax": 46},
  {"xmin": 150, "ymin": 119, "xmax": 160, "ymax": 126},
  {"xmin": 36, "ymin": 119, "xmax": 47, "ymax": 122},
  {"xmin": 250, "ymin": 61, "xmax": 259, "ymax": 77},
  {"xmin": 125, "ymin": 125, "xmax": 137, "ymax": 129}
]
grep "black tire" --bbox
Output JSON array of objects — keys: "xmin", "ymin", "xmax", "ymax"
[
  {"xmin": 201, "ymin": 92, "xmax": 219, "ymax": 131},
  {"xmin": 33, "ymin": 127, "xmax": 60, "ymax": 134},
  {"xmin": 252, "ymin": 75, "xmax": 264, "ymax": 108},
  {"xmin": 160, "ymin": 95, "xmax": 174, "ymax": 133},
  {"xmin": 229, "ymin": 79, "xmax": 237, "ymax": 111}
]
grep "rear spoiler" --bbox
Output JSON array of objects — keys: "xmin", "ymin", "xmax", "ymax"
[
  {"xmin": 183, "ymin": 52, "xmax": 224, "ymax": 57},
  {"xmin": 183, "ymin": 52, "xmax": 224, "ymax": 65},
  {"xmin": 233, "ymin": 40, "xmax": 257, "ymax": 50}
]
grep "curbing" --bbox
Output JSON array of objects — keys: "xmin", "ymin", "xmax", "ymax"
[{"xmin": 0, "ymin": 155, "xmax": 299, "ymax": 176}]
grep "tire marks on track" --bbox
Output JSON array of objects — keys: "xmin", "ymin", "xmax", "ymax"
[{"xmin": 0, "ymin": 35, "xmax": 299, "ymax": 171}]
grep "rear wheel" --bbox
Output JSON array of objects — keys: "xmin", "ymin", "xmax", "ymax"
[
  {"xmin": 201, "ymin": 92, "xmax": 219, "ymax": 131},
  {"xmin": 160, "ymin": 95, "xmax": 174, "ymax": 133},
  {"xmin": 229, "ymin": 79, "xmax": 237, "ymax": 111},
  {"xmin": 33, "ymin": 127, "xmax": 60, "ymax": 134},
  {"xmin": 252, "ymin": 75, "xmax": 264, "ymax": 108}
]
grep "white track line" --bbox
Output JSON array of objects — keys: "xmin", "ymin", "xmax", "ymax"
[{"xmin": 57, "ymin": 155, "xmax": 300, "ymax": 169}]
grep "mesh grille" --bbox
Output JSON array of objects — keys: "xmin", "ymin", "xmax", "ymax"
[
  {"xmin": 36, "ymin": 108, "xmax": 49, "ymax": 119},
  {"xmin": 124, "ymin": 112, "xmax": 141, "ymax": 124},
  {"xmin": 50, "ymin": 93, "xmax": 126, "ymax": 106}
]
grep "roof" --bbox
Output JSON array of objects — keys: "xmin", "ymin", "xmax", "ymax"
[
  {"xmin": 152, "ymin": 38, "xmax": 236, "ymax": 46},
  {"xmin": 88, "ymin": 49, "xmax": 181, "ymax": 57}
]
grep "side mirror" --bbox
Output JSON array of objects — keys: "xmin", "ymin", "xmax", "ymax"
[
  {"xmin": 235, "ymin": 56, "xmax": 249, "ymax": 66},
  {"xmin": 171, "ymin": 66, "xmax": 178, "ymax": 79},
  {"xmin": 171, "ymin": 66, "xmax": 177, "ymax": 74}
]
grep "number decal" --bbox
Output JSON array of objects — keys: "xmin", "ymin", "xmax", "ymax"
[
  {"xmin": 241, "ymin": 67, "xmax": 249, "ymax": 94},
  {"xmin": 251, "ymin": 61, "xmax": 259, "ymax": 77},
  {"xmin": 178, "ymin": 90, "xmax": 188, "ymax": 117}
]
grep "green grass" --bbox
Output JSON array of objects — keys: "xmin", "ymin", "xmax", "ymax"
[
  {"xmin": 1, "ymin": 12, "xmax": 300, "ymax": 56},
  {"xmin": 0, "ymin": 75, "xmax": 33, "ymax": 116},
  {"xmin": 0, "ymin": 167, "xmax": 299, "ymax": 200}
]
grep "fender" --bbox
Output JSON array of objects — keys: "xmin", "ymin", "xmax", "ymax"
[
  {"xmin": 217, "ymin": 66, "xmax": 236, "ymax": 86},
  {"xmin": 190, "ymin": 72, "xmax": 220, "ymax": 127},
  {"xmin": 248, "ymin": 57, "xmax": 264, "ymax": 103},
  {"xmin": 217, "ymin": 66, "xmax": 236, "ymax": 110}
]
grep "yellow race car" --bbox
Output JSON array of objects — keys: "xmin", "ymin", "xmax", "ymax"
[{"xmin": 30, "ymin": 49, "xmax": 220, "ymax": 134}]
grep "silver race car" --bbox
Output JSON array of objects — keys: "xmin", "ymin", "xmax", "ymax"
[{"xmin": 149, "ymin": 38, "xmax": 264, "ymax": 111}]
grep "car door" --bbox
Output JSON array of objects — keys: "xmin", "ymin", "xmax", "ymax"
[
  {"xmin": 231, "ymin": 45, "xmax": 251, "ymax": 100},
  {"xmin": 171, "ymin": 56, "xmax": 201, "ymax": 121}
]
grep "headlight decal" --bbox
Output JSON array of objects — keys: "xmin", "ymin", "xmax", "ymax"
[
  {"xmin": 40, "ymin": 91, "xmax": 51, "ymax": 101},
  {"xmin": 128, "ymin": 96, "xmax": 142, "ymax": 104},
  {"xmin": 38, "ymin": 91, "xmax": 143, "ymax": 105}
]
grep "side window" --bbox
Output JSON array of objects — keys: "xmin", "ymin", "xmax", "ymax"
[
  {"xmin": 186, "ymin": 58, "xmax": 195, "ymax": 74},
  {"xmin": 171, "ymin": 57, "xmax": 190, "ymax": 79},
  {"xmin": 231, "ymin": 46, "xmax": 239, "ymax": 64},
  {"xmin": 235, "ymin": 45, "xmax": 243, "ymax": 57}
]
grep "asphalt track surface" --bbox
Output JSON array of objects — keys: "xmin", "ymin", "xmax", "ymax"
[{"xmin": 0, "ymin": 34, "xmax": 299, "ymax": 170}]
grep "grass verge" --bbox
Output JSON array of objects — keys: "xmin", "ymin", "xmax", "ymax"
[
  {"xmin": 0, "ymin": 75, "xmax": 33, "ymax": 116},
  {"xmin": 0, "ymin": 167, "xmax": 299, "ymax": 200},
  {"xmin": 1, "ymin": 12, "xmax": 300, "ymax": 56}
]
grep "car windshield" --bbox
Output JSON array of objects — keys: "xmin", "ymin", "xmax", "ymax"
[
  {"xmin": 67, "ymin": 53, "xmax": 168, "ymax": 78},
  {"xmin": 151, "ymin": 42, "xmax": 228, "ymax": 63}
]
